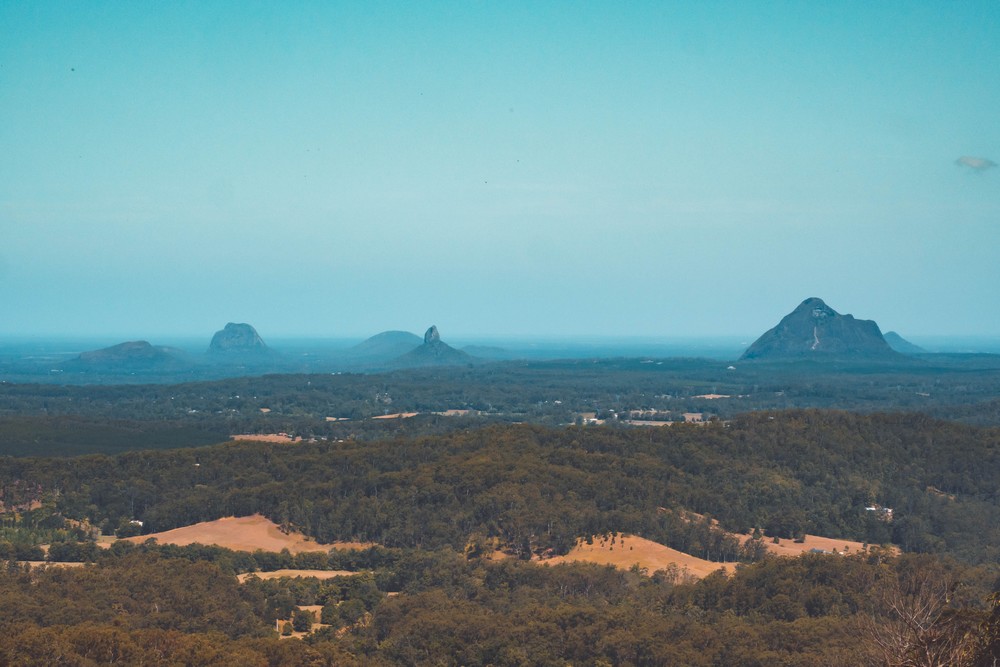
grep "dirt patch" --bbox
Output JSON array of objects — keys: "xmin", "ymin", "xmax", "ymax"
[
  {"xmin": 541, "ymin": 534, "xmax": 736, "ymax": 579},
  {"xmin": 277, "ymin": 604, "xmax": 328, "ymax": 640},
  {"xmin": 125, "ymin": 515, "xmax": 373, "ymax": 554},
  {"xmin": 22, "ymin": 561, "xmax": 87, "ymax": 569},
  {"xmin": 372, "ymin": 412, "xmax": 419, "ymax": 420},
  {"xmin": 230, "ymin": 433, "xmax": 305, "ymax": 443},
  {"xmin": 540, "ymin": 531, "xmax": 882, "ymax": 579},
  {"xmin": 237, "ymin": 569, "xmax": 360, "ymax": 583}
]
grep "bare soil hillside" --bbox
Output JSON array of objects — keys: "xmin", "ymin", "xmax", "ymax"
[
  {"xmin": 541, "ymin": 534, "xmax": 737, "ymax": 578},
  {"xmin": 126, "ymin": 514, "xmax": 371, "ymax": 553}
]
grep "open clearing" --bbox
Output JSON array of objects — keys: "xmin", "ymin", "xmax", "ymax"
[
  {"xmin": 541, "ymin": 534, "xmax": 737, "ymax": 578},
  {"xmin": 230, "ymin": 433, "xmax": 305, "ymax": 443},
  {"xmin": 541, "ymin": 531, "xmax": 880, "ymax": 579},
  {"xmin": 751, "ymin": 533, "xmax": 872, "ymax": 556},
  {"xmin": 23, "ymin": 561, "xmax": 87, "ymax": 569},
  {"xmin": 125, "ymin": 514, "xmax": 371, "ymax": 553},
  {"xmin": 237, "ymin": 569, "xmax": 359, "ymax": 583},
  {"xmin": 372, "ymin": 412, "xmax": 419, "ymax": 420}
]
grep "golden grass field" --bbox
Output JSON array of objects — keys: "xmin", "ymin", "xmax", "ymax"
[
  {"xmin": 236, "ymin": 569, "xmax": 359, "ymax": 583},
  {"xmin": 123, "ymin": 515, "xmax": 879, "ymax": 581},
  {"xmin": 23, "ymin": 561, "xmax": 87, "ymax": 569},
  {"xmin": 542, "ymin": 534, "xmax": 737, "ymax": 578},
  {"xmin": 125, "ymin": 514, "xmax": 371, "ymax": 553},
  {"xmin": 229, "ymin": 434, "xmax": 304, "ymax": 443},
  {"xmin": 541, "ymin": 531, "xmax": 878, "ymax": 579},
  {"xmin": 751, "ymin": 533, "xmax": 872, "ymax": 557}
]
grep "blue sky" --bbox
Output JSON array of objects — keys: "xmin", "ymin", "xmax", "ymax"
[{"xmin": 2, "ymin": 1, "xmax": 998, "ymax": 339}]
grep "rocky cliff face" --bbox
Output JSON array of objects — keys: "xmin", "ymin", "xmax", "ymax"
[
  {"xmin": 740, "ymin": 298, "xmax": 897, "ymax": 361},
  {"xmin": 208, "ymin": 323, "xmax": 268, "ymax": 354}
]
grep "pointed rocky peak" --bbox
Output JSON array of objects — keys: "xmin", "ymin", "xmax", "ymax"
[
  {"xmin": 794, "ymin": 297, "xmax": 836, "ymax": 321},
  {"xmin": 392, "ymin": 325, "xmax": 475, "ymax": 368},
  {"xmin": 208, "ymin": 322, "xmax": 268, "ymax": 354},
  {"xmin": 741, "ymin": 298, "xmax": 898, "ymax": 361}
]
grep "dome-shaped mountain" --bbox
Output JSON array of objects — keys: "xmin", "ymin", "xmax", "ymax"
[
  {"xmin": 883, "ymin": 331, "xmax": 926, "ymax": 355},
  {"xmin": 74, "ymin": 340, "xmax": 187, "ymax": 367},
  {"xmin": 208, "ymin": 323, "xmax": 268, "ymax": 354},
  {"xmin": 740, "ymin": 298, "xmax": 898, "ymax": 361},
  {"xmin": 391, "ymin": 326, "xmax": 474, "ymax": 368},
  {"xmin": 348, "ymin": 330, "xmax": 423, "ymax": 362}
]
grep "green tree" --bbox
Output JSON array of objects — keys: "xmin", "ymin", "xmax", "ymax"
[{"xmin": 291, "ymin": 608, "xmax": 313, "ymax": 633}]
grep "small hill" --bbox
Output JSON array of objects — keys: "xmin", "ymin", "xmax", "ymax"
[
  {"xmin": 391, "ymin": 326, "xmax": 474, "ymax": 368},
  {"xmin": 73, "ymin": 341, "xmax": 187, "ymax": 368},
  {"xmin": 884, "ymin": 331, "xmax": 926, "ymax": 355},
  {"xmin": 208, "ymin": 323, "xmax": 269, "ymax": 355},
  {"xmin": 125, "ymin": 515, "xmax": 370, "ymax": 553},
  {"xmin": 347, "ymin": 330, "xmax": 423, "ymax": 362},
  {"xmin": 542, "ymin": 534, "xmax": 736, "ymax": 578},
  {"xmin": 461, "ymin": 344, "xmax": 518, "ymax": 360},
  {"xmin": 740, "ymin": 297, "xmax": 898, "ymax": 361}
]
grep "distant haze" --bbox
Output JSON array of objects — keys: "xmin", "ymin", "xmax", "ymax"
[{"xmin": 2, "ymin": 3, "xmax": 998, "ymax": 339}]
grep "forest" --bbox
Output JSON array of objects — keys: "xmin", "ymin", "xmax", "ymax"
[
  {"xmin": 3, "ymin": 364, "xmax": 1000, "ymax": 664},
  {"xmin": 1, "ymin": 537, "xmax": 999, "ymax": 665},
  {"xmin": 3, "ymin": 354, "xmax": 1000, "ymax": 457},
  {"xmin": 3, "ymin": 411, "xmax": 998, "ymax": 563}
]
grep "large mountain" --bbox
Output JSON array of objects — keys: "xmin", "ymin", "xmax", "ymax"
[
  {"xmin": 391, "ymin": 326, "xmax": 474, "ymax": 367},
  {"xmin": 740, "ymin": 298, "xmax": 898, "ymax": 361},
  {"xmin": 208, "ymin": 323, "xmax": 269, "ymax": 355}
]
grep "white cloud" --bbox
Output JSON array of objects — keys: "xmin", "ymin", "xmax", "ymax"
[{"xmin": 955, "ymin": 156, "xmax": 997, "ymax": 171}]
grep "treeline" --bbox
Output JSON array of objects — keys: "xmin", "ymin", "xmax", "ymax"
[
  {"xmin": 4, "ymin": 354, "xmax": 1000, "ymax": 457},
  {"xmin": 1, "ymin": 547, "xmax": 998, "ymax": 665},
  {"xmin": 0, "ymin": 415, "xmax": 230, "ymax": 456},
  {"xmin": 2, "ymin": 411, "xmax": 999, "ymax": 563}
]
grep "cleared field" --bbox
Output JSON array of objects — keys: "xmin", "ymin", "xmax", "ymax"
[
  {"xmin": 540, "ymin": 531, "xmax": 879, "ymax": 579},
  {"xmin": 230, "ymin": 433, "xmax": 304, "ymax": 443},
  {"xmin": 23, "ymin": 561, "xmax": 87, "ymax": 569},
  {"xmin": 237, "ymin": 569, "xmax": 359, "ymax": 583},
  {"xmin": 750, "ymin": 533, "xmax": 872, "ymax": 557},
  {"xmin": 372, "ymin": 412, "xmax": 419, "ymax": 420},
  {"xmin": 541, "ymin": 534, "xmax": 737, "ymax": 579},
  {"xmin": 277, "ymin": 604, "xmax": 327, "ymax": 640},
  {"xmin": 125, "ymin": 514, "xmax": 372, "ymax": 553}
]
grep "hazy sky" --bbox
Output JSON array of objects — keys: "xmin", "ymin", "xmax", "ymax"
[{"xmin": 2, "ymin": 2, "xmax": 998, "ymax": 340}]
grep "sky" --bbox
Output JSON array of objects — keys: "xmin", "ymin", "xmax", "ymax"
[{"xmin": 2, "ymin": 1, "xmax": 998, "ymax": 340}]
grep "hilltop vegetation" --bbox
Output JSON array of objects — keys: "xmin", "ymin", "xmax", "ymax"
[
  {"xmin": 2, "ymin": 409, "xmax": 1000, "ymax": 663},
  {"xmin": 3, "ymin": 412, "xmax": 998, "ymax": 564},
  {"xmin": 1, "ymin": 538, "xmax": 997, "ymax": 665}
]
